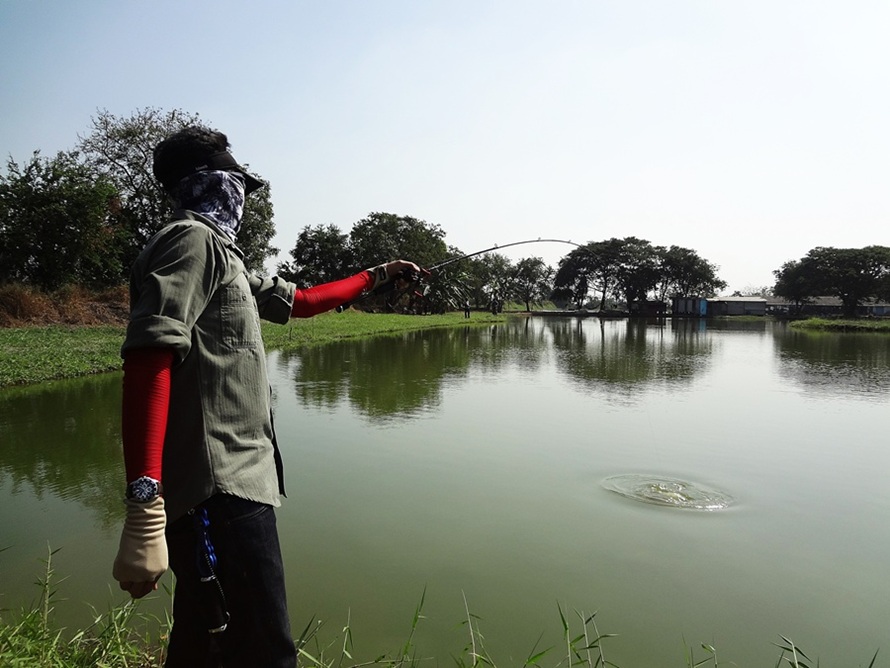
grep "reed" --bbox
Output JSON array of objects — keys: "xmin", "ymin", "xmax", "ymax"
[
  {"xmin": 0, "ymin": 563, "xmax": 880, "ymax": 668},
  {"xmin": 0, "ymin": 547, "xmax": 167, "ymax": 667}
]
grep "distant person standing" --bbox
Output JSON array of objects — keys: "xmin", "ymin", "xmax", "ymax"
[
  {"xmin": 464, "ymin": 299, "xmax": 471, "ymax": 318},
  {"xmin": 111, "ymin": 125, "xmax": 423, "ymax": 667}
]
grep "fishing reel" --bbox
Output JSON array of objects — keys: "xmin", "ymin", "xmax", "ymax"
[{"xmin": 336, "ymin": 267, "xmax": 426, "ymax": 312}]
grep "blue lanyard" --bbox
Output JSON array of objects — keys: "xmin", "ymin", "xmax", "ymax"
[{"xmin": 193, "ymin": 507, "xmax": 219, "ymax": 580}]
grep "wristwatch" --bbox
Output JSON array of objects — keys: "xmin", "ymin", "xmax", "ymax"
[{"xmin": 126, "ymin": 476, "xmax": 163, "ymax": 503}]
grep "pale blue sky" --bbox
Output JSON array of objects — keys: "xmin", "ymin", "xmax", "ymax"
[{"xmin": 2, "ymin": 1, "xmax": 888, "ymax": 293}]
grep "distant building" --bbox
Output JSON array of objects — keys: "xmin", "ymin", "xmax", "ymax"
[
  {"xmin": 672, "ymin": 297, "xmax": 708, "ymax": 317},
  {"xmin": 628, "ymin": 299, "xmax": 667, "ymax": 316},
  {"xmin": 707, "ymin": 296, "xmax": 767, "ymax": 316},
  {"xmin": 765, "ymin": 296, "xmax": 890, "ymax": 317},
  {"xmin": 670, "ymin": 294, "xmax": 890, "ymax": 318},
  {"xmin": 671, "ymin": 296, "xmax": 767, "ymax": 317}
]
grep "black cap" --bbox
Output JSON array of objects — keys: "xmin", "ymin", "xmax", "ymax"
[{"xmin": 154, "ymin": 148, "xmax": 266, "ymax": 194}]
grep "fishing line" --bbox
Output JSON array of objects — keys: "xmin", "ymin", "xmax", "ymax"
[{"xmin": 427, "ymin": 238, "xmax": 583, "ymax": 271}]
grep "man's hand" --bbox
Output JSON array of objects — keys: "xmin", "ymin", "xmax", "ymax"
[
  {"xmin": 368, "ymin": 260, "xmax": 429, "ymax": 291},
  {"xmin": 112, "ymin": 496, "xmax": 168, "ymax": 599}
]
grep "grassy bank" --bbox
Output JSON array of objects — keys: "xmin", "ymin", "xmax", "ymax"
[
  {"xmin": 0, "ymin": 310, "xmax": 507, "ymax": 388},
  {"xmin": 790, "ymin": 317, "xmax": 890, "ymax": 332},
  {"xmin": 0, "ymin": 556, "xmax": 877, "ymax": 668},
  {"xmin": 0, "ymin": 325, "xmax": 126, "ymax": 386}
]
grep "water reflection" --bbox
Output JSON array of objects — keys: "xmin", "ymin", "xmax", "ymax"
[
  {"xmin": 0, "ymin": 373, "xmax": 124, "ymax": 528},
  {"xmin": 274, "ymin": 323, "xmax": 553, "ymax": 421},
  {"xmin": 3, "ymin": 319, "xmax": 888, "ymax": 525},
  {"xmin": 774, "ymin": 327, "xmax": 890, "ymax": 399},
  {"xmin": 548, "ymin": 318, "xmax": 714, "ymax": 402}
]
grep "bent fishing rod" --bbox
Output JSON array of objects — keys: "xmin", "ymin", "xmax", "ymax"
[{"xmin": 336, "ymin": 237, "xmax": 584, "ymax": 312}]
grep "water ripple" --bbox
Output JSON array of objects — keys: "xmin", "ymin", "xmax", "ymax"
[{"xmin": 602, "ymin": 474, "xmax": 733, "ymax": 511}]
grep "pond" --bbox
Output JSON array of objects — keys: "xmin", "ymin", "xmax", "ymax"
[{"xmin": 1, "ymin": 317, "xmax": 888, "ymax": 666}]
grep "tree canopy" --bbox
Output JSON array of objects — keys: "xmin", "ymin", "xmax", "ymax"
[
  {"xmin": 277, "ymin": 224, "xmax": 353, "ymax": 288},
  {"xmin": 0, "ymin": 151, "xmax": 127, "ymax": 289},
  {"xmin": 77, "ymin": 108, "xmax": 277, "ymax": 272},
  {"xmin": 773, "ymin": 246, "xmax": 890, "ymax": 317},
  {"xmin": 553, "ymin": 237, "xmax": 725, "ymax": 310},
  {"xmin": 348, "ymin": 212, "xmax": 448, "ymax": 269},
  {"xmin": 511, "ymin": 257, "xmax": 554, "ymax": 311}
]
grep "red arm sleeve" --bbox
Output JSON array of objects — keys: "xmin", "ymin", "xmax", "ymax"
[
  {"xmin": 290, "ymin": 270, "xmax": 374, "ymax": 318},
  {"xmin": 121, "ymin": 348, "xmax": 174, "ymax": 483}
]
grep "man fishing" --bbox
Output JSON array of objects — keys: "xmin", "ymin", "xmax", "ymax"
[{"xmin": 111, "ymin": 125, "xmax": 422, "ymax": 667}]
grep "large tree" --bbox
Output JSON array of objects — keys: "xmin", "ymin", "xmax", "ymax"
[
  {"xmin": 0, "ymin": 151, "xmax": 128, "ymax": 289},
  {"xmin": 774, "ymin": 246, "xmax": 890, "ymax": 317},
  {"xmin": 77, "ymin": 107, "xmax": 277, "ymax": 271},
  {"xmin": 511, "ymin": 257, "xmax": 554, "ymax": 311},
  {"xmin": 808, "ymin": 246, "xmax": 890, "ymax": 317},
  {"xmin": 555, "ymin": 238, "xmax": 725, "ymax": 310},
  {"xmin": 347, "ymin": 212, "xmax": 448, "ymax": 270},
  {"xmin": 612, "ymin": 237, "xmax": 661, "ymax": 307},
  {"xmin": 772, "ymin": 258, "xmax": 820, "ymax": 314},
  {"xmin": 277, "ymin": 224, "xmax": 353, "ymax": 288},
  {"xmin": 460, "ymin": 253, "xmax": 513, "ymax": 308},
  {"xmin": 554, "ymin": 239, "xmax": 625, "ymax": 310},
  {"xmin": 654, "ymin": 245, "xmax": 726, "ymax": 301}
]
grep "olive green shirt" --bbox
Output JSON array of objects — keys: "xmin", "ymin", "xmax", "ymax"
[{"xmin": 122, "ymin": 210, "xmax": 296, "ymax": 521}]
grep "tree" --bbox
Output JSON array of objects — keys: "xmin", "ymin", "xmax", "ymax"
[
  {"xmin": 511, "ymin": 257, "xmax": 554, "ymax": 311},
  {"xmin": 0, "ymin": 151, "xmax": 127, "ymax": 289},
  {"xmin": 462, "ymin": 253, "xmax": 513, "ymax": 308},
  {"xmin": 277, "ymin": 224, "xmax": 354, "ymax": 288},
  {"xmin": 773, "ymin": 258, "xmax": 820, "ymax": 314},
  {"xmin": 814, "ymin": 246, "xmax": 890, "ymax": 318},
  {"xmin": 739, "ymin": 285, "xmax": 774, "ymax": 297},
  {"xmin": 611, "ymin": 237, "xmax": 661, "ymax": 308},
  {"xmin": 553, "ymin": 247, "xmax": 593, "ymax": 309},
  {"xmin": 654, "ymin": 245, "xmax": 726, "ymax": 301},
  {"xmin": 554, "ymin": 240, "xmax": 625, "ymax": 310},
  {"xmin": 774, "ymin": 246, "xmax": 890, "ymax": 317},
  {"xmin": 348, "ymin": 212, "xmax": 448, "ymax": 270},
  {"xmin": 77, "ymin": 107, "xmax": 277, "ymax": 272}
]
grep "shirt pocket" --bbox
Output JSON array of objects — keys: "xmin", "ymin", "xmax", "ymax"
[{"xmin": 219, "ymin": 277, "xmax": 261, "ymax": 350}]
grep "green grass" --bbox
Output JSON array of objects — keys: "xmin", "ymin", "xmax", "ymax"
[
  {"xmin": 1, "ymin": 555, "xmax": 879, "ymax": 668},
  {"xmin": 261, "ymin": 310, "xmax": 506, "ymax": 352},
  {"xmin": 0, "ymin": 311, "xmax": 507, "ymax": 388},
  {"xmin": 790, "ymin": 317, "xmax": 890, "ymax": 332},
  {"xmin": 0, "ymin": 325, "xmax": 126, "ymax": 387},
  {"xmin": 0, "ymin": 548, "xmax": 167, "ymax": 668}
]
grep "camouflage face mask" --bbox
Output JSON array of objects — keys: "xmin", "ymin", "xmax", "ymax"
[{"xmin": 173, "ymin": 170, "xmax": 246, "ymax": 241}]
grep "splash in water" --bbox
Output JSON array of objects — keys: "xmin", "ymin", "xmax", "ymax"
[{"xmin": 602, "ymin": 474, "xmax": 733, "ymax": 511}]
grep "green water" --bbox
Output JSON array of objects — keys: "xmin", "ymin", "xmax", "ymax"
[{"xmin": 1, "ymin": 318, "xmax": 888, "ymax": 666}]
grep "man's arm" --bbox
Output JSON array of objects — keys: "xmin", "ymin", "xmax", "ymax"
[
  {"xmin": 113, "ymin": 347, "xmax": 173, "ymax": 599},
  {"xmin": 290, "ymin": 261, "xmax": 424, "ymax": 318}
]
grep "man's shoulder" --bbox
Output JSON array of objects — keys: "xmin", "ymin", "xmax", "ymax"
[
  {"xmin": 141, "ymin": 215, "xmax": 217, "ymax": 254},
  {"xmin": 157, "ymin": 214, "xmax": 213, "ymax": 239}
]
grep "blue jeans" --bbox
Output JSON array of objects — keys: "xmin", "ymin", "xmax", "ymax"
[{"xmin": 164, "ymin": 494, "xmax": 297, "ymax": 668}]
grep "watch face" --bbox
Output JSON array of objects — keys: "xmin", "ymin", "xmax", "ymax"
[{"xmin": 128, "ymin": 477, "xmax": 160, "ymax": 502}]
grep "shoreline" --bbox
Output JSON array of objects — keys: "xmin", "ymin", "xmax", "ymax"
[{"xmin": 0, "ymin": 310, "xmax": 508, "ymax": 388}]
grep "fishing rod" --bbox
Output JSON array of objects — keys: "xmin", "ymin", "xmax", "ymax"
[
  {"xmin": 336, "ymin": 237, "xmax": 584, "ymax": 312},
  {"xmin": 428, "ymin": 238, "xmax": 582, "ymax": 272}
]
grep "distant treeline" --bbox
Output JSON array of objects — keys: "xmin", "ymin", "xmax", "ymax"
[{"xmin": 3, "ymin": 108, "xmax": 886, "ymax": 316}]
